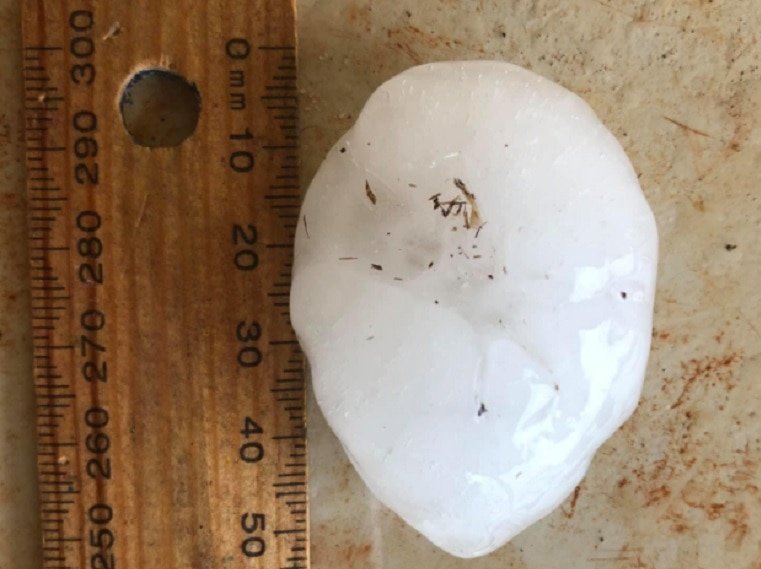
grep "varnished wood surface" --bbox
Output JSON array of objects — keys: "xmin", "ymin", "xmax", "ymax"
[{"xmin": 21, "ymin": 2, "xmax": 306, "ymax": 568}]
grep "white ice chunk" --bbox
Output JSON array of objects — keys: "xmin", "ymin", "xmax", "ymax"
[{"xmin": 291, "ymin": 61, "xmax": 658, "ymax": 558}]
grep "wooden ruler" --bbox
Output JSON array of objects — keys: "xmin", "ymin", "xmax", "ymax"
[{"xmin": 21, "ymin": 2, "xmax": 307, "ymax": 568}]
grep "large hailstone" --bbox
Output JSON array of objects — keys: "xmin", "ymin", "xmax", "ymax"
[{"xmin": 291, "ymin": 61, "xmax": 658, "ymax": 558}]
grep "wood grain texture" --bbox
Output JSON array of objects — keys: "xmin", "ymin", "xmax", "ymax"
[{"xmin": 22, "ymin": 2, "xmax": 306, "ymax": 568}]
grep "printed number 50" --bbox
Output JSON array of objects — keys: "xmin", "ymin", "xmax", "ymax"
[{"xmin": 241, "ymin": 513, "xmax": 266, "ymax": 558}]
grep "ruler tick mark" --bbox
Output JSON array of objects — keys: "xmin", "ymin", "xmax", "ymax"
[
  {"xmin": 266, "ymin": 84, "xmax": 298, "ymax": 90},
  {"xmin": 263, "ymin": 144, "xmax": 298, "ymax": 150},
  {"xmin": 273, "ymin": 528, "xmax": 306, "ymax": 535},
  {"xmin": 265, "ymin": 195, "xmax": 300, "ymax": 200},
  {"xmin": 272, "ymin": 481, "xmax": 306, "ymax": 488},
  {"xmin": 23, "ymin": 45, "xmax": 63, "ymax": 51},
  {"xmin": 272, "ymin": 434, "xmax": 306, "ymax": 441}
]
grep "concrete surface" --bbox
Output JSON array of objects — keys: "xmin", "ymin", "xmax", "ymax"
[{"xmin": 2, "ymin": 0, "xmax": 760, "ymax": 568}]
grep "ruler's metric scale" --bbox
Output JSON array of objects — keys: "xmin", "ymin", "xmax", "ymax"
[{"xmin": 22, "ymin": 2, "xmax": 307, "ymax": 568}]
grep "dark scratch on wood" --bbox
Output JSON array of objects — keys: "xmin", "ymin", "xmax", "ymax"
[
  {"xmin": 664, "ymin": 116, "xmax": 710, "ymax": 138},
  {"xmin": 133, "ymin": 192, "xmax": 149, "ymax": 239},
  {"xmin": 136, "ymin": 194, "xmax": 149, "ymax": 228},
  {"xmin": 475, "ymin": 222, "xmax": 486, "ymax": 238},
  {"xmin": 371, "ymin": 263, "xmax": 383, "ymax": 271},
  {"xmin": 339, "ymin": 257, "xmax": 358, "ymax": 261}
]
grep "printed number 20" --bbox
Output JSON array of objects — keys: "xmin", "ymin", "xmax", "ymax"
[{"xmin": 233, "ymin": 224, "xmax": 257, "ymax": 271}]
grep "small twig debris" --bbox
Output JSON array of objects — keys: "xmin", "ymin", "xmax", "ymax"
[
  {"xmin": 664, "ymin": 116, "xmax": 710, "ymax": 138},
  {"xmin": 365, "ymin": 181, "xmax": 377, "ymax": 205},
  {"xmin": 430, "ymin": 193, "xmax": 467, "ymax": 218},
  {"xmin": 454, "ymin": 178, "xmax": 481, "ymax": 229},
  {"xmin": 302, "ymin": 216, "xmax": 310, "ymax": 239},
  {"xmin": 429, "ymin": 179, "xmax": 482, "ymax": 230}
]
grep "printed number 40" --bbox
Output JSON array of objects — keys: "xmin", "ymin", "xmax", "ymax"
[{"xmin": 240, "ymin": 417, "xmax": 263, "ymax": 464}]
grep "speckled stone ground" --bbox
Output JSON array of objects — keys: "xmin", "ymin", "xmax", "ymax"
[{"xmin": 2, "ymin": 1, "xmax": 760, "ymax": 568}]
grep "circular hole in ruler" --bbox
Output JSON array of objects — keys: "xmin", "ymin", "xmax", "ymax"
[{"xmin": 119, "ymin": 68, "xmax": 201, "ymax": 148}]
